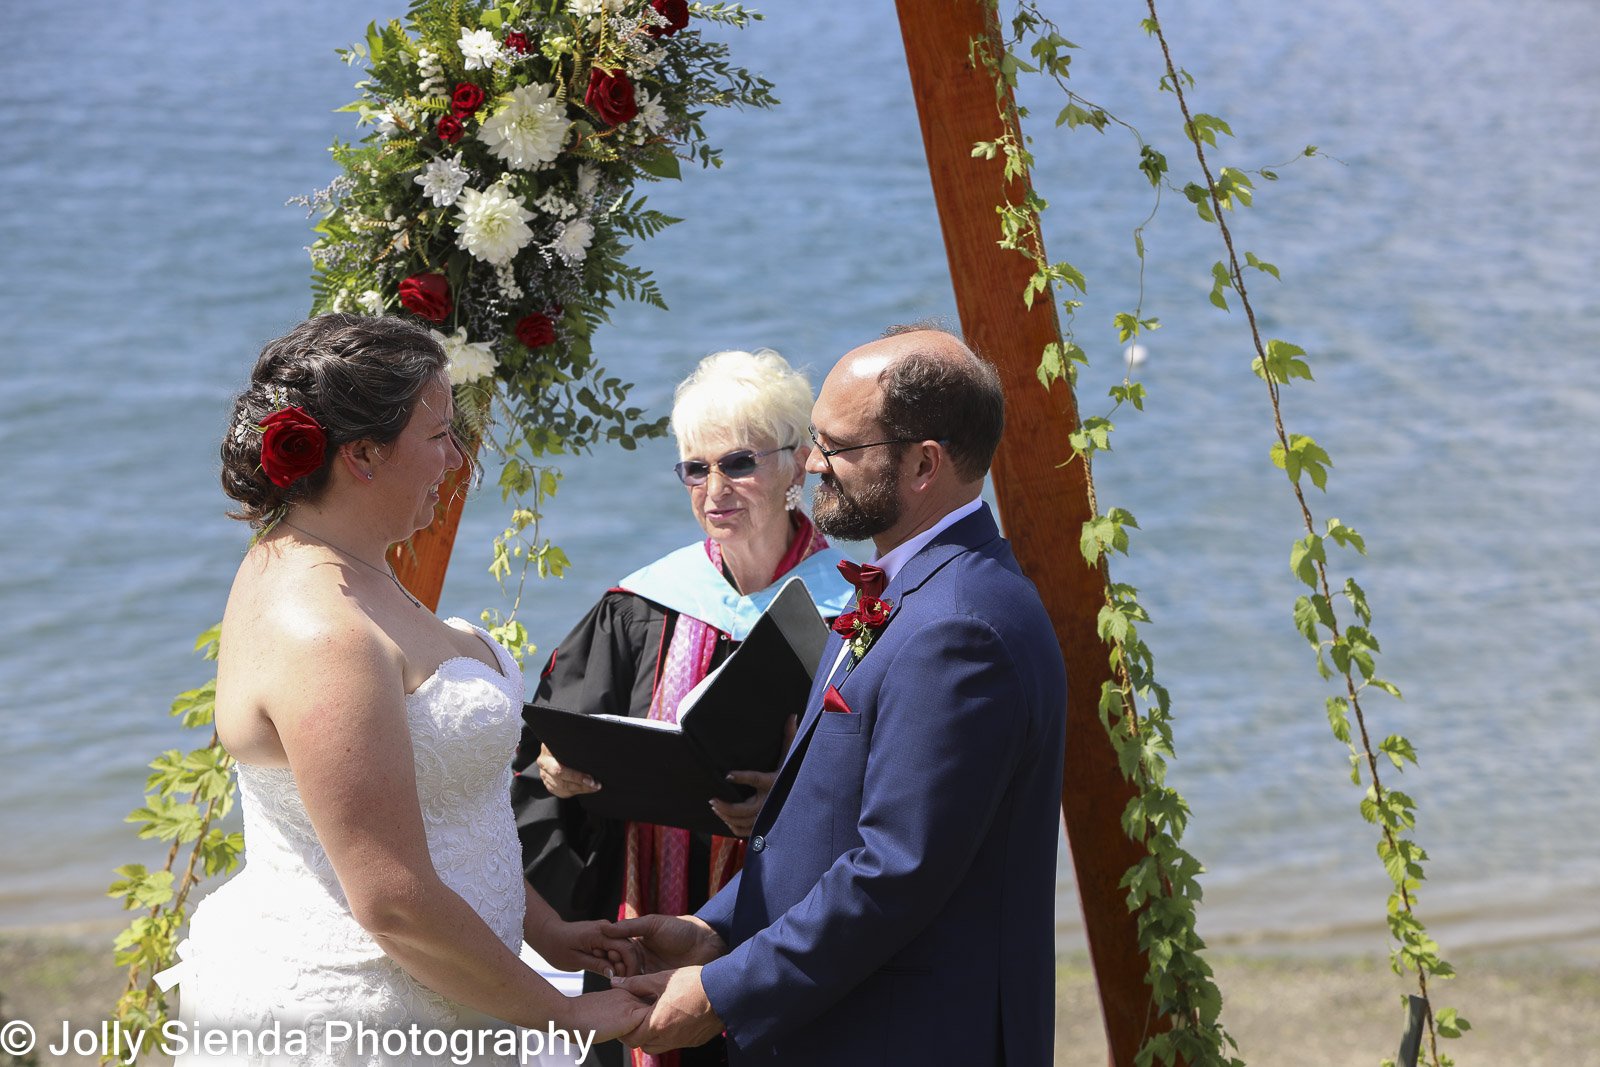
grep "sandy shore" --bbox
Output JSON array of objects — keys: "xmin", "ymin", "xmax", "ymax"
[{"xmin": 3, "ymin": 921, "xmax": 1596, "ymax": 1066}]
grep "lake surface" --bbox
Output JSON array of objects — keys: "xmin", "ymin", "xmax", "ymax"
[{"xmin": 1, "ymin": 0, "xmax": 1597, "ymax": 963}]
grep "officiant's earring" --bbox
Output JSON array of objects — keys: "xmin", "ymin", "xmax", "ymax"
[{"xmin": 785, "ymin": 484, "xmax": 803, "ymax": 511}]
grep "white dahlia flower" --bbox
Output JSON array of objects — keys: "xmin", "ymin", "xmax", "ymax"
[
  {"xmin": 479, "ymin": 83, "xmax": 572, "ymax": 170},
  {"xmin": 414, "ymin": 155, "xmax": 470, "ymax": 207},
  {"xmin": 431, "ymin": 327, "xmax": 498, "ymax": 386},
  {"xmin": 552, "ymin": 217, "xmax": 596, "ymax": 265},
  {"xmin": 455, "ymin": 183, "xmax": 536, "ymax": 266},
  {"xmin": 458, "ymin": 28, "xmax": 499, "ymax": 71}
]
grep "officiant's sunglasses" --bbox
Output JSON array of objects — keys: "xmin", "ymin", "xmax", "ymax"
[{"xmin": 674, "ymin": 445, "xmax": 795, "ymax": 486}]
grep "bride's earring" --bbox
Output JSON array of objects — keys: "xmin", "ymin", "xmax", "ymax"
[{"xmin": 785, "ymin": 484, "xmax": 803, "ymax": 511}]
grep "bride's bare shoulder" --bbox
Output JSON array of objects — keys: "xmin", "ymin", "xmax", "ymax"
[{"xmin": 218, "ymin": 545, "xmax": 396, "ymax": 681}]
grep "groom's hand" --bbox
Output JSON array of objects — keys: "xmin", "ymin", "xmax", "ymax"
[
  {"xmin": 605, "ymin": 913, "xmax": 725, "ymax": 972},
  {"xmin": 614, "ymin": 967, "xmax": 723, "ymax": 1054}
]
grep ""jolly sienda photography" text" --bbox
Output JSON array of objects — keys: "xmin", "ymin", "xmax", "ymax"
[{"xmin": 47, "ymin": 1019, "xmax": 599, "ymax": 1063}]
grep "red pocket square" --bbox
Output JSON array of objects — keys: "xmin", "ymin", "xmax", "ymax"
[{"xmin": 822, "ymin": 685, "xmax": 852, "ymax": 714}]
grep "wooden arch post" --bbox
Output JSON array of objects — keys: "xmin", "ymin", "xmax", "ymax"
[
  {"xmin": 895, "ymin": 2, "xmax": 1156, "ymax": 1064},
  {"xmin": 392, "ymin": 5, "xmax": 1157, "ymax": 1060}
]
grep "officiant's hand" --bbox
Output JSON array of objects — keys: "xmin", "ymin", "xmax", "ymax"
[
  {"xmin": 710, "ymin": 712, "xmax": 797, "ymax": 837},
  {"xmin": 535, "ymin": 744, "xmax": 601, "ymax": 798},
  {"xmin": 613, "ymin": 967, "xmax": 723, "ymax": 1054},
  {"xmin": 605, "ymin": 913, "xmax": 726, "ymax": 972}
]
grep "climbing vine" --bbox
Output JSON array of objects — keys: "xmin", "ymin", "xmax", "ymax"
[{"xmin": 977, "ymin": 1, "xmax": 1468, "ymax": 1064}]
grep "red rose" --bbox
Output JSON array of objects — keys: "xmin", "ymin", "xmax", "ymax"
[
  {"xmin": 857, "ymin": 596, "xmax": 892, "ymax": 629},
  {"xmin": 398, "ymin": 273, "xmax": 452, "ymax": 323},
  {"xmin": 451, "ymin": 82, "xmax": 485, "ymax": 116},
  {"xmin": 503, "ymin": 31, "xmax": 529, "ymax": 54},
  {"xmin": 830, "ymin": 611, "xmax": 861, "ymax": 637},
  {"xmin": 514, "ymin": 313, "xmax": 556, "ymax": 348},
  {"xmin": 585, "ymin": 67, "xmax": 638, "ymax": 127},
  {"xmin": 647, "ymin": 0, "xmax": 690, "ymax": 36},
  {"xmin": 436, "ymin": 113, "xmax": 464, "ymax": 143},
  {"xmin": 259, "ymin": 407, "xmax": 327, "ymax": 488}
]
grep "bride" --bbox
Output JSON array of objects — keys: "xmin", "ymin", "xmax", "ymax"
[{"xmin": 159, "ymin": 314, "xmax": 647, "ymax": 1064}]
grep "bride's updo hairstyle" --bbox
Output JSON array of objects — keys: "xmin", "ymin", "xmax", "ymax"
[{"xmin": 221, "ymin": 314, "xmax": 450, "ymax": 528}]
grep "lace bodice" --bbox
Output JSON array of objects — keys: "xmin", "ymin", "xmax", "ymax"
[{"xmin": 164, "ymin": 619, "xmax": 530, "ymax": 1063}]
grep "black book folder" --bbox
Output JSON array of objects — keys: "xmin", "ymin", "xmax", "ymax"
[{"xmin": 523, "ymin": 576, "xmax": 831, "ymax": 836}]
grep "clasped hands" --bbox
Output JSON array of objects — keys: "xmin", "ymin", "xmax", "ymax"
[{"xmin": 602, "ymin": 913, "xmax": 729, "ymax": 1053}]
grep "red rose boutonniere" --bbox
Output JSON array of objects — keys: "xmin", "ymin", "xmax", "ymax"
[{"xmin": 834, "ymin": 561, "xmax": 894, "ymax": 663}]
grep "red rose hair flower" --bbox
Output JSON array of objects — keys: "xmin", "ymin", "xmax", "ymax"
[{"xmin": 259, "ymin": 407, "xmax": 327, "ymax": 487}]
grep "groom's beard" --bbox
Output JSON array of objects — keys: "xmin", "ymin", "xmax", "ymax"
[{"xmin": 811, "ymin": 466, "xmax": 902, "ymax": 542}]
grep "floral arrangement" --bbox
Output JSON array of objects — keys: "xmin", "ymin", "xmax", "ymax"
[
  {"xmin": 832, "ymin": 560, "xmax": 894, "ymax": 662},
  {"xmin": 305, "ymin": 0, "xmax": 774, "ymax": 472}
]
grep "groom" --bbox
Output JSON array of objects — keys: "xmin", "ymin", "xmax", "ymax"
[{"xmin": 614, "ymin": 328, "xmax": 1068, "ymax": 1064}]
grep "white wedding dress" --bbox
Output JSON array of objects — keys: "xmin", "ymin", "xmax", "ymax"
[{"xmin": 159, "ymin": 620, "xmax": 582, "ymax": 1066}]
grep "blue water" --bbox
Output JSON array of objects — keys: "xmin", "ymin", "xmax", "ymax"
[{"xmin": 1, "ymin": 0, "xmax": 1597, "ymax": 962}]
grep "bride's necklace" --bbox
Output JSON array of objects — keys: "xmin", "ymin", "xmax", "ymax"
[{"xmin": 279, "ymin": 520, "xmax": 425, "ymax": 611}]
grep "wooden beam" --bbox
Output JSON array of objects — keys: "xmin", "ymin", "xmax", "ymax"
[{"xmin": 893, "ymin": 3, "xmax": 1158, "ymax": 1063}]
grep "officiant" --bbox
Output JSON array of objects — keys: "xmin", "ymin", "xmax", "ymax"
[{"xmin": 510, "ymin": 351, "xmax": 854, "ymax": 1021}]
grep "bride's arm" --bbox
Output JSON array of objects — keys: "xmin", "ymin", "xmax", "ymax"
[{"xmin": 267, "ymin": 624, "xmax": 645, "ymax": 1035}]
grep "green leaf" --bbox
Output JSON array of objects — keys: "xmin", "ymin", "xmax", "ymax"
[
  {"xmin": 1252, "ymin": 339, "xmax": 1314, "ymax": 384},
  {"xmin": 1379, "ymin": 734, "xmax": 1419, "ymax": 769},
  {"xmin": 1208, "ymin": 260, "xmax": 1233, "ymax": 310},
  {"xmin": 1325, "ymin": 517, "xmax": 1366, "ymax": 554},
  {"xmin": 194, "ymin": 623, "xmax": 222, "ymax": 661},
  {"xmin": 1184, "ymin": 112, "xmax": 1234, "ymax": 147},
  {"xmin": 1326, "ymin": 697, "xmax": 1352, "ymax": 744},
  {"xmin": 1270, "ymin": 433, "xmax": 1333, "ymax": 490},
  {"xmin": 636, "ymin": 146, "xmax": 682, "ymax": 181},
  {"xmin": 1344, "ymin": 577, "xmax": 1373, "ymax": 624},
  {"xmin": 1244, "ymin": 251, "xmax": 1281, "ymax": 280},
  {"xmin": 1289, "ymin": 533, "xmax": 1325, "ymax": 588},
  {"xmin": 1436, "ymin": 1008, "xmax": 1472, "ymax": 1038},
  {"xmin": 1183, "ymin": 182, "xmax": 1216, "ymax": 223}
]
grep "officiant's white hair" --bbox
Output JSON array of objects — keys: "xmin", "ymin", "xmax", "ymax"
[{"xmin": 671, "ymin": 349, "xmax": 813, "ymax": 463}]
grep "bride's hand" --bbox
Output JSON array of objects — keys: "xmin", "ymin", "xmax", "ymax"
[
  {"xmin": 604, "ymin": 913, "xmax": 725, "ymax": 973},
  {"xmin": 541, "ymin": 919, "xmax": 646, "ymax": 978},
  {"xmin": 558, "ymin": 987, "xmax": 652, "ymax": 1045}
]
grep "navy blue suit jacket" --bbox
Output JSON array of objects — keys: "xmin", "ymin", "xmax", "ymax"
[{"xmin": 697, "ymin": 504, "xmax": 1067, "ymax": 1065}]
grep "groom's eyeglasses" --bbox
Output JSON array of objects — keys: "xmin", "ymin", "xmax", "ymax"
[
  {"xmin": 807, "ymin": 425, "xmax": 941, "ymax": 460},
  {"xmin": 674, "ymin": 445, "xmax": 795, "ymax": 486}
]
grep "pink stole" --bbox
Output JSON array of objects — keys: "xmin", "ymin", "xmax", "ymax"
[{"xmin": 620, "ymin": 514, "xmax": 829, "ymax": 1067}]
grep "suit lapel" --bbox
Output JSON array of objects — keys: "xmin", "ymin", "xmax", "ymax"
[{"xmin": 760, "ymin": 505, "xmax": 1004, "ymax": 822}]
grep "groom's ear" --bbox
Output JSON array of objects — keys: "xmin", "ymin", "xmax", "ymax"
[{"xmin": 907, "ymin": 439, "xmax": 945, "ymax": 493}]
